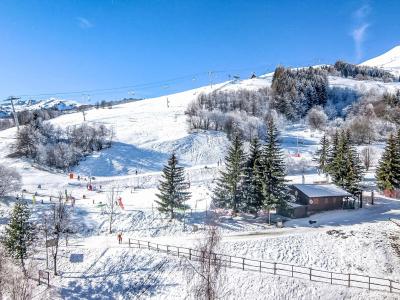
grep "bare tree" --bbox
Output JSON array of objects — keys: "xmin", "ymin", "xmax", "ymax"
[
  {"xmin": 185, "ymin": 223, "xmax": 226, "ymax": 300},
  {"xmin": 0, "ymin": 165, "xmax": 21, "ymax": 197},
  {"xmin": 0, "ymin": 245, "xmax": 34, "ymax": 300},
  {"xmin": 346, "ymin": 116, "xmax": 376, "ymax": 144},
  {"xmin": 306, "ymin": 106, "xmax": 328, "ymax": 131},
  {"xmin": 49, "ymin": 193, "xmax": 71, "ymax": 275},
  {"xmin": 6, "ymin": 268, "xmax": 34, "ymax": 300},
  {"xmin": 0, "ymin": 245, "xmax": 7, "ymax": 299},
  {"xmin": 360, "ymin": 147, "xmax": 375, "ymax": 171},
  {"xmin": 106, "ymin": 186, "xmax": 119, "ymax": 234}
]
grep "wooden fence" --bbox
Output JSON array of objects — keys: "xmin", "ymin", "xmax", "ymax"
[{"xmin": 128, "ymin": 238, "xmax": 400, "ymax": 295}]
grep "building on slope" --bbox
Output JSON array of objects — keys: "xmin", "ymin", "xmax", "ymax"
[{"xmin": 279, "ymin": 184, "xmax": 353, "ymax": 218}]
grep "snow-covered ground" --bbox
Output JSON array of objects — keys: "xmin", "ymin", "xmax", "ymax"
[
  {"xmin": 361, "ymin": 45, "xmax": 400, "ymax": 77},
  {"xmin": 1, "ymin": 57, "xmax": 400, "ymax": 298}
]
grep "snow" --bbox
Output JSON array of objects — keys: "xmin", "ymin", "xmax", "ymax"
[
  {"xmin": 292, "ymin": 184, "xmax": 352, "ymax": 198},
  {"xmin": 0, "ymin": 97, "xmax": 79, "ymax": 116},
  {"xmin": 361, "ymin": 45, "xmax": 400, "ymax": 76},
  {"xmin": 1, "ymin": 60, "xmax": 400, "ymax": 298}
]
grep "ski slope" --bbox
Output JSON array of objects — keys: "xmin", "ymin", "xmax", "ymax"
[
  {"xmin": 361, "ymin": 45, "xmax": 400, "ymax": 77},
  {"xmin": 1, "ymin": 48, "xmax": 400, "ymax": 298}
]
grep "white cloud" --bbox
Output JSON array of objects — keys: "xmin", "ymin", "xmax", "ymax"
[
  {"xmin": 352, "ymin": 23, "xmax": 370, "ymax": 61},
  {"xmin": 351, "ymin": 4, "xmax": 371, "ymax": 62},
  {"xmin": 353, "ymin": 4, "xmax": 371, "ymax": 19},
  {"xmin": 77, "ymin": 17, "xmax": 94, "ymax": 29}
]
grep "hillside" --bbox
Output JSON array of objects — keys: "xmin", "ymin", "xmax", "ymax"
[
  {"xmin": 1, "ymin": 48, "xmax": 400, "ymax": 299},
  {"xmin": 361, "ymin": 45, "xmax": 400, "ymax": 76}
]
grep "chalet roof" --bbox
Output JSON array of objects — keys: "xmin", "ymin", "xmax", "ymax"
[{"xmin": 292, "ymin": 184, "xmax": 352, "ymax": 198}]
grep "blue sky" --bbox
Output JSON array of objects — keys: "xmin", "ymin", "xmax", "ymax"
[{"xmin": 0, "ymin": 0, "xmax": 399, "ymax": 102}]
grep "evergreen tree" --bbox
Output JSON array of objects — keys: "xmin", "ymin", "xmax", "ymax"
[
  {"xmin": 213, "ymin": 134, "xmax": 246, "ymax": 213},
  {"xmin": 330, "ymin": 131, "xmax": 363, "ymax": 193},
  {"xmin": 327, "ymin": 131, "xmax": 340, "ymax": 178},
  {"xmin": 259, "ymin": 119, "xmax": 290, "ymax": 223},
  {"xmin": 2, "ymin": 200, "xmax": 35, "ymax": 274},
  {"xmin": 155, "ymin": 153, "xmax": 191, "ymax": 219},
  {"xmin": 314, "ymin": 134, "xmax": 330, "ymax": 174},
  {"xmin": 343, "ymin": 131, "xmax": 364, "ymax": 193},
  {"xmin": 242, "ymin": 137, "xmax": 264, "ymax": 215},
  {"xmin": 376, "ymin": 133, "xmax": 400, "ymax": 191}
]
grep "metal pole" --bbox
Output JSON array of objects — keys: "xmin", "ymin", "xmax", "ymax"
[
  {"xmin": 8, "ymin": 96, "xmax": 20, "ymax": 131},
  {"xmin": 45, "ymin": 219, "xmax": 49, "ymax": 269}
]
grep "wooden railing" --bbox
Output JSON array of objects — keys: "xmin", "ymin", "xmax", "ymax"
[{"xmin": 128, "ymin": 238, "xmax": 400, "ymax": 294}]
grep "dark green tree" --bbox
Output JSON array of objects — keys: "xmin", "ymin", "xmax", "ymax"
[
  {"xmin": 343, "ymin": 131, "xmax": 364, "ymax": 193},
  {"xmin": 2, "ymin": 201, "xmax": 35, "ymax": 274},
  {"xmin": 259, "ymin": 119, "xmax": 290, "ymax": 223},
  {"xmin": 330, "ymin": 131, "xmax": 363, "ymax": 193},
  {"xmin": 327, "ymin": 131, "xmax": 340, "ymax": 178},
  {"xmin": 155, "ymin": 153, "xmax": 191, "ymax": 219},
  {"xmin": 376, "ymin": 133, "xmax": 400, "ymax": 191},
  {"xmin": 242, "ymin": 137, "xmax": 264, "ymax": 215},
  {"xmin": 314, "ymin": 134, "xmax": 330, "ymax": 175},
  {"xmin": 213, "ymin": 134, "xmax": 246, "ymax": 213}
]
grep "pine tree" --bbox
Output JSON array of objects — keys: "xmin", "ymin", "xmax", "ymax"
[
  {"xmin": 155, "ymin": 153, "xmax": 191, "ymax": 219},
  {"xmin": 330, "ymin": 131, "xmax": 363, "ymax": 193},
  {"xmin": 343, "ymin": 131, "xmax": 364, "ymax": 193},
  {"xmin": 376, "ymin": 133, "xmax": 400, "ymax": 191},
  {"xmin": 259, "ymin": 119, "xmax": 290, "ymax": 223},
  {"xmin": 327, "ymin": 131, "xmax": 340, "ymax": 178},
  {"xmin": 314, "ymin": 134, "xmax": 330, "ymax": 174},
  {"xmin": 2, "ymin": 200, "xmax": 35, "ymax": 274},
  {"xmin": 213, "ymin": 134, "xmax": 246, "ymax": 213},
  {"xmin": 242, "ymin": 137, "xmax": 264, "ymax": 215}
]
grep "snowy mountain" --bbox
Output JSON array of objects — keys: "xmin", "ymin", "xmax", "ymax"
[
  {"xmin": 360, "ymin": 45, "xmax": 400, "ymax": 76},
  {"xmin": 0, "ymin": 97, "xmax": 80, "ymax": 117}
]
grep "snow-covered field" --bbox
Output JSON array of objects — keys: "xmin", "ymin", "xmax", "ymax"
[{"xmin": 1, "ymin": 61, "xmax": 400, "ymax": 299}]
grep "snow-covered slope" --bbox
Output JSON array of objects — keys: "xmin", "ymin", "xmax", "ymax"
[
  {"xmin": 1, "ymin": 63, "xmax": 400, "ymax": 299},
  {"xmin": 361, "ymin": 45, "xmax": 400, "ymax": 76}
]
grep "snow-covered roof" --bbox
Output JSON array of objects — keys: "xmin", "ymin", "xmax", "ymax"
[{"xmin": 292, "ymin": 184, "xmax": 352, "ymax": 198}]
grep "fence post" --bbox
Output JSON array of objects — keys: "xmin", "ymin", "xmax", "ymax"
[
  {"xmin": 148, "ymin": 241, "xmax": 150, "ymax": 249},
  {"xmin": 309, "ymin": 268, "xmax": 312, "ymax": 280},
  {"xmin": 230, "ymin": 256, "xmax": 232, "ymax": 267},
  {"xmin": 128, "ymin": 238, "xmax": 131, "ymax": 248},
  {"xmin": 348, "ymin": 274, "xmax": 350, "ymax": 287},
  {"xmin": 167, "ymin": 245, "xmax": 169, "ymax": 253},
  {"xmin": 368, "ymin": 277, "xmax": 370, "ymax": 290},
  {"xmin": 274, "ymin": 263, "xmax": 276, "ymax": 275},
  {"xmin": 242, "ymin": 258, "xmax": 245, "ymax": 270},
  {"xmin": 157, "ymin": 244, "xmax": 159, "ymax": 252},
  {"xmin": 330, "ymin": 272, "xmax": 333, "ymax": 284},
  {"xmin": 189, "ymin": 249, "xmax": 192, "ymax": 260},
  {"xmin": 390, "ymin": 280, "xmax": 392, "ymax": 293},
  {"xmin": 291, "ymin": 265, "xmax": 294, "ymax": 277},
  {"xmin": 178, "ymin": 247, "xmax": 180, "ymax": 257},
  {"xmin": 138, "ymin": 240, "xmax": 140, "ymax": 249},
  {"xmin": 259, "ymin": 261, "xmax": 262, "ymax": 272}
]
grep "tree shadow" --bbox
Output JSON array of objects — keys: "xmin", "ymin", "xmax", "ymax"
[{"xmin": 60, "ymin": 251, "xmax": 174, "ymax": 299}]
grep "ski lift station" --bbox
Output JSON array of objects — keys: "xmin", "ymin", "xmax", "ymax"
[{"xmin": 279, "ymin": 184, "xmax": 353, "ymax": 218}]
